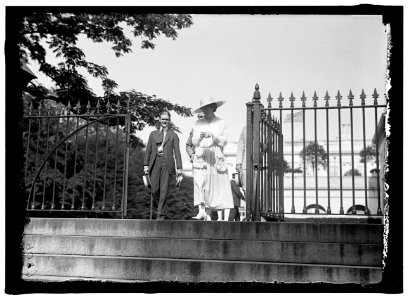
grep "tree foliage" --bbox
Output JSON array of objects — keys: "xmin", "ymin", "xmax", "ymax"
[
  {"xmin": 344, "ymin": 169, "xmax": 362, "ymax": 176},
  {"xmin": 19, "ymin": 13, "xmax": 193, "ymax": 99},
  {"xmin": 299, "ymin": 141, "xmax": 327, "ymax": 176},
  {"xmin": 359, "ymin": 144, "xmax": 376, "ymax": 163},
  {"xmin": 18, "ymin": 12, "xmax": 194, "ymax": 147},
  {"xmin": 24, "ymin": 101, "xmax": 197, "ymax": 220}
]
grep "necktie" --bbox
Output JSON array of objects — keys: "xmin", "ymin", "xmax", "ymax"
[{"xmin": 158, "ymin": 129, "xmax": 166, "ymax": 154}]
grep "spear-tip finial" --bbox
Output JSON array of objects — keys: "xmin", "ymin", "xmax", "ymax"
[
  {"xmin": 348, "ymin": 89, "xmax": 354, "ymax": 106},
  {"xmin": 360, "ymin": 89, "xmax": 366, "ymax": 106},
  {"xmin": 312, "ymin": 91, "xmax": 318, "ymax": 107},
  {"xmin": 289, "ymin": 92, "xmax": 295, "ymax": 108},
  {"xmin": 324, "ymin": 91, "xmax": 330, "ymax": 107},
  {"xmin": 278, "ymin": 92, "xmax": 284, "ymax": 108},
  {"xmin": 86, "ymin": 100, "xmax": 91, "ymax": 114},
  {"xmin": 106, "ymin": 98, "xmax": 111, "ymax": 111},
  {"xmin": 267, "ymin": 92, "xmax": 272, "ymax": 108},
  {"xmin": 301, "ymin": 91, "xmax": 307, "ymax": 108},
  {"xmin": 372, "ymin": 88, "xmax": 379, "ymax": 105},
  {"xmin": 116, "ymin": 98, "xmax": 121, "ymax": 113},
  {"xmin": 96, "ymin": 98, "xmax": 101, "ymax": 113},
  {"xmin": 336, "ymin": 90, "xmax": 342, "ymax": 106},
  {"xmin": 75, "ymin": 101, "xmax": 81, "ymax": 114}
]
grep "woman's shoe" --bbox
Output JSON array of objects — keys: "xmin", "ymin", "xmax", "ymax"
[{"xmin": 192, "ymin": 213, "xmax": 206, "ymax": 220}]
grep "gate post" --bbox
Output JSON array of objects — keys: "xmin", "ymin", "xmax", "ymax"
[
  {"xmin": 279, "ymin": 131, "xmax": 284, "ymax": 218},
  {"xmin": 246, "ymin": 84, "xmax": 262, "ymax": 221},
  {"xmin": 251, "ymin": 84, "xmax": 263, "ymax": 221},
  {"xmin": 122, "ymin": 97, "xmax": 131, "ymax": 218},
  {"xmin": 245, "ymin": 102, "xmax": 252, "ymax": 220}
]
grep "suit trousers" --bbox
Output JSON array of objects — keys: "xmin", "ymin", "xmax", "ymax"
[
  {"xmin": 228, "ymin": 206, "xmax": 241, "ymax": 221},
  {"xmin": 150, "ymin": 155, "xmax": 171, "ymax": 217}
]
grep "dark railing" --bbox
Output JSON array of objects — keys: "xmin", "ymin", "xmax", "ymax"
[
  {"xmin": 246, "ymin": 85, "xmax": 284, "ymax": 221},
  {"xmin": 246, "ymin": 84, "xmax": 386, "ymax": 219},
  {"xmin": 23, "ymin": 98, "xmax": 131, "ymax": 217}
]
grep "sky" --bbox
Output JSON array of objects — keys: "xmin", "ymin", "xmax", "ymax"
[{"xmin": 28, "ymin": 14, "xmax": 389, "ymax": 163}]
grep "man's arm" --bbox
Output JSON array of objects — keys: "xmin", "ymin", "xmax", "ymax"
[
  {"xmin": 231, "ymin": 180, "xmax": 245, "ymax": 200},
  {"xmin": 143, "ymin": 132, "xmax": 153, "ymax": 169},
  {"xmin": 173, "ymin": 133, "xmax": 183, "ymax": 173}
]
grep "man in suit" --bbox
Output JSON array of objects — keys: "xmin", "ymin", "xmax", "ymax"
[
  {"xmin": 228, "ymin": 173, "xmax": 245, "ymax": 221},
  {"xmin": 143, "ymin": 110, "xmax": 183, "ymax": 220}
]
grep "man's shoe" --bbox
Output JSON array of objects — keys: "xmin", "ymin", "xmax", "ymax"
[{"xmin": 156, "ymin": 215, "xmax": 165, "ymax": 220}]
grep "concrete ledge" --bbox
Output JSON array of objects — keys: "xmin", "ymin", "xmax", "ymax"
[
  {"xmin": 24, "ymin": 218, "xmax": 384, "ymax": 244},
  {"xmin": 22, "ymin": 254, "xmax": 383, "ymax": 284},
  {"xmin": 23, "ymin": 235, "xmax": 383, "ymax": 267}
]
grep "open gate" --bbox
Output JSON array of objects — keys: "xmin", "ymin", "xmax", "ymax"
[{"xmin": 23, "ymin": 98, "xmax": 131, "ymax": 217}]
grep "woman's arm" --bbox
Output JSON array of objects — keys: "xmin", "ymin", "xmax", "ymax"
[{"xmin": 212, "ymin": 119, "xmax": 228, "ymax": 148}]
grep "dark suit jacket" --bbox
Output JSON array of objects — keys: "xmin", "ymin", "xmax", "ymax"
[
  {"xmin": 230, "ymin": 180, "xmax": 245, "ymax": 207},
  {"xmin": 143, "ymin": 128, "xmax": 182, "ymax": 176}
]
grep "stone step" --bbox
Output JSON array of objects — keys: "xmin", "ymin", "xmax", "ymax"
[
  {"xmin": 23, "ymin": 234, "xmax": 382, "ymax": 267},
  {"xmin": 22, "ymin": 254, "xmax": 383, "ymax": 284},
  {"xmin": 24, "ymin": 218, "xmax": 383, "ymax": 244}
]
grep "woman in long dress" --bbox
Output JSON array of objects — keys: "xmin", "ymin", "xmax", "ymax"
[{"xmin": 191, "ymin": 97, "xmax": 234, "ymax": 221}]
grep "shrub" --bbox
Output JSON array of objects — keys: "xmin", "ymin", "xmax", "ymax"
[{"xmin": 344, "ymin": 169, "xmax": 361, "ymax": 176}]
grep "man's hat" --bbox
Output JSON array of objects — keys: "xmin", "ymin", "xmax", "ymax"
[{"xmin": 193, "ymin": 97, "xmax": 225, "ymax": 114}]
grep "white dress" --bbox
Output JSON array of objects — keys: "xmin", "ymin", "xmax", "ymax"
[{"xmin": 192, "ymin": 116, "xmax": 234, "ymax": 210}]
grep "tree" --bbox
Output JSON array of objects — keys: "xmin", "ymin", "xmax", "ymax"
[
  {"xmin": 299, "ymin": 141, "xmax": 327, "ymax": 176},
  {"xmin": 359, "ymin": 144, "xmax": 376, "ymax": 163},
  {"xmin": 19, "ymin": 13, "xmax": 193, "ymax": 100},
  {"xmin": 23, "ymin": 106, "xmax": 197, "ymax": 219},
  {"xmin": 344, "ymin": 169, "xmax": 362, "ymax": 176},
  {"xmin": 280, "ymin": 158, "xmax": 303, "ymax": 174},
  {"xmin": 18, "ymin": 12, "xmax": 194, "ymax": 147},
  {"xmin": 17, "ymin": 12, "xmax": 199, "ymax": 219}
]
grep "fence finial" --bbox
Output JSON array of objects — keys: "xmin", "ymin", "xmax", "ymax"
[
  {"xmin": 253, "ymin": 83, "xmax": 261, "ymax": 102},
  {"xmin": 106, "ymin": 98, "xmax": 111, "ymax": 112},
  {"xmin": 28, "ymin": 100, "xmax": 33, "ymax": 116},
  {"xmin": 289, "ymin": 92, "xmax": 295, "ymax": 108},
  {"xmin": 336, "ymin": 90, "xmax": 342, "ymax": 106},
  {"xmin": 75, "ymin": 101, "xmax": 81, "ymax": 114},
  {"xmin": 312, "ymin": 91, "xmax": 318, "ymax": 108},
  {"xmin": 348, "ymin": 89, "xmax": 354, "ymax": 106},
  {"xmin": 324, "ymin": 91, "xmax": 330, "ymax": 107},
  {"xmin": 116, "ymin": 98, "xmax": 121, "ymax": 113},
  {"xmin": 360, "ymin": 89, "xmax": 366, "ymax": 106},
  {"xmin": 97, "ymin": 98, "xmax": 102, "ymax": 113},
  {"xmin": 126, "ymin": 95, "xmax": 131, "ymax": 113},
  {"xmin": 65, "ymin": 101, "xmax": 71, "ymax": 116},
  {"xmin": 86, "ymin": 100, "xmax": 91, "ymax": 114},
  {"xmin": 267, "ymin": 92, "xmax": 272, "ymax": 108},
  {"xmin": 372, "ymin": 88, "xmax": 379, "ymax": 105},
  {"xmin": 278, "ymin": 92, "xmax": 284, "ymax": 108},
  {"xmin": 301, "ymin": 91, "xmax": 306, "ymax": 108}
]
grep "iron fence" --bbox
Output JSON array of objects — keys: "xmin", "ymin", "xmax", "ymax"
[
  {"xmin": 246, "ymin": 84, "xmax": 386, "ymax": 220},
  {"xmin": 23, "ymin": 98, "xmax": 131, "ymax": 217}
]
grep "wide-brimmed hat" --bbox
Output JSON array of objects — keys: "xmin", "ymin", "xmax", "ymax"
[{"xmin": 193, "ymin": 97, "xmax": 225, "ymax": 114}]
